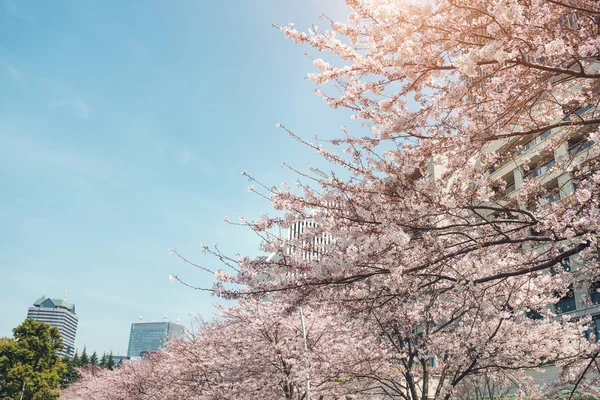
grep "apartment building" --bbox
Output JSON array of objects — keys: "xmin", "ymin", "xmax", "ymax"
[{"xmin": 483, "ymin": 101, "xmax": 599, "ymax": 323}]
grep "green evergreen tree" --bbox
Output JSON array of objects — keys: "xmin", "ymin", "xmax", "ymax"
[
  {"xmin": 0, "ymin": 318, "xmax": 66, "ymax": 400},
  {"xmin": 99, "ymin": 353, "xmax": 107, "ymax": 369},
  {"xmin": 59, "ymin": 356, "xmax": 79, "ymax": 389},
  {"xmin": 89, "ymin": 351, "xmax": 98, "ymax": 367},
  {"xmin": 106, "ymin": 353, "xmax": 115, "ymax": 370},
  {"xmin": 79, "ymin": 346, "xmax": 89, "ymax": 366},
  {"xmin": 71, "ymin": 350, "xmax": 80, "ymax": 367}
]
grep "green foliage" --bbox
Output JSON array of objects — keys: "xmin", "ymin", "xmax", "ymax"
[
  {"xmin": 79, "ymin": 347, "xmax": 89, "ymax": 366},
  {"xmin": 60, "ymin": 349, "xmax": 119, "ymax": 389},
  {"xmin": 59, "ymin": 356, "xmax": 79, "ymax": 389},
  {"xmin": 71, "ymin": 351, "xmax": 79, "ymax": 367},
  {"xmin": 89, "ymin": 351, "xmax": 98, "ymax": 367},
  {"xmin": 0, "ymin": 318, "xmax": 66, "ymax": 400},
  {"xmin": 106, "ymin": 353, "xmax": 115, "ymax": 371}
]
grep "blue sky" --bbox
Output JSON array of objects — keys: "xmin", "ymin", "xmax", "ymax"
[{"xmin": 0, "ymin": 0, "xmax": 353, "ymax": 355}]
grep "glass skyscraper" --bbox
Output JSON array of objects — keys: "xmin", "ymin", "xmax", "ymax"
[
  {"xmin": 126, "ymin": 321, "xmax": 185, "ymax": 358},
  {"xmin": 27, "ymin": 297, "xmax": 78, "ymax": 357}
]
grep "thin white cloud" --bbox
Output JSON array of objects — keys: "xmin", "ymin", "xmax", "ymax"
[
  {"xmin": 47, "ymin": 97, "xmax": 90, "ymax": 119},
  {"xmin": 0, "ymin": 49, "xmax": 90, "ymax": 119},
  {"xmin": 7, "ymin": 65, "xmax": 23, "ymax": 81},
  {"xmin": 3, "ymin": 0, "xmax": 35, "ymax": 24},
  {"xmin": 125, "ymin": 117, "xmax": 215, "ymax": 176},
  {"xmin": 180, "ymin": 148, "xmax": 216, "ymax": 176},
  {"xmin": 76, "ymin": 98, "xmax": 90, "ymax": 118},
  {"xmin": 181, "ymin": 148, "xmax": 193, "ymax": 165},
  {"xmin": 0, "ymin": 132, "xmax": 130, "ymax": 189}
]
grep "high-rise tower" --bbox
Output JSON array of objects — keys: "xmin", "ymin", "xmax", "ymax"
[
  {"xmin": 126, "ymin": 320, "xmax": 185, "ymax": 358},
  {"xmin": 27, "ymin": 296, "xmax": 78, "ymax": 357}
]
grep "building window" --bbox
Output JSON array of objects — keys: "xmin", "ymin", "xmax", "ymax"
[
  {"xmin": 590, "ymin": 279, "xmax": 600, "ymax": 306},
  {"xmin": 563, "ymin": 104, "xmax": 593, "ymax": 121},
  {"xmin": 568, "ymin": 135, "xmax": 593, "ymax": 156},
  {"xmin": 516, "ymin": 130, "xmax": 552, "ymax": 156},
  {"xmin": 525, "ymin": 308, "xmax": 543, "ymax": 320},
  {"xmin": 585, "ymin": 316, "xmax": 600, "ymax": 342},
  {"xmin": 524, "ymin": 158, "xmax": 555, "ymax": 180},
  {"xmin": 553, "ymin": 260, "xmax": 575, "ymax": 314},
  {"xmin": 554, "ymin": 286, "xmax": 576, "ymax": 314}
]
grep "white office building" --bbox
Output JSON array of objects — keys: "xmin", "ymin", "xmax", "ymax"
[{"xmin": 27, "ymin": 296, "xmax": 78, "ymax": 357}]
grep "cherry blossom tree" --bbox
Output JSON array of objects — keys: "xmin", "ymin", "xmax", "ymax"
[
  {"xmin": 173, "ymin": 301, "xmax": 387, "ymax": 400},
  {"xmin": 61, "ymin": 351, "xmax": 197, "ymax": 400},
  {"xmin": 229, "ymin": 0, "xmax": 600, "ymax": 305},
  {"xmin": 165, "ymin": 0, "xmax": 600, "ymax": 398},
  {"xmin": 62, "ymin": 301, "xmax": 388, "ymax": 400}
]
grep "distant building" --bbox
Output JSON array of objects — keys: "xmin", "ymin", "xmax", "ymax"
[
  {"xmin": 111, "ymin": 355, "xmax": 130, "ymax": 365},
  {"xmin": 287, "ymin": 219, "xmax": 332, "ymax": 260},
  {"xmin": 27, "ymin": 296, "xmax": 78, "ymax": 357},
  {"xmin": 126, "ymin": 321, "xmax": 185, "ymax": 358}
]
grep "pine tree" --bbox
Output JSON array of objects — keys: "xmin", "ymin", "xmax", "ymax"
[
  {"xmin": 107, "ymin": 352, "xmax": 115, "ymax": 370},
  {"xmin": 99, "ymin": 353, "xmax": 107, "ymax": 369},
  {"xmin": 60, "ymin": 355, "xmax": 79, "ymax": 389},
  {"xmin": 79, "ymin": 346, "xmax": 89, "ymax": 366},
  {"xmin": 89, "ymin": 351, "xmax": 98, "ymax": 367},
  {"xmin": 72, "ymin": 350, "xmax": 80, "ymax": 367}
]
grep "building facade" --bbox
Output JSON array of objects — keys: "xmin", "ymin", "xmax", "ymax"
[
  {"xmin": 287, "ymin": 219, "xmax": 332, "ymax": 260},
  {"xmin": 483, "ymin": 103, "xmax": 599, "ymax": 326},
  {"xmin": 27, "ymin": 297, "xmax": 78, "ymax": 357},
  {"xmin": 110, "ymin": 355, "xmax": 130, "ymax": 365},
  {"xmin": 126, "ymin": 321, "xmax": 185, "ymax": 358}
]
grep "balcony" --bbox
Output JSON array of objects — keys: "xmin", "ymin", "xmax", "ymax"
[
  {"xmin": 524, "ymin": 158, "xmax": 555, "ymax": 180},
  {"xmin": 543, "ymin": 193, "xmax": 561, "ymax": 203},
  {"xmin": 516, "ymin": 129, "xmax": 552, "ymax": 156},
  {"xmin": 591, "ymin": 291, "xmax": 600, "ymax": 305},
  {"xmin": 568, "ymin": 140, "xmax": 593, "ymax": 156},
  {"xmin": 563, "ymin": 104, "xmax": 594, "ymax": 122},
  {"xmin": 488, "ymin": 157, "xmax": 511, "ymax": 174},
  {"xmin": 555, "ymin": 297, "xmax": 576, "ymax": 314}
]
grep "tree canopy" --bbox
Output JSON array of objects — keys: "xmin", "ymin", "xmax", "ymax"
[{"xmin": 0, "ymin": 318, "xmax": 66, "ymax": 400}]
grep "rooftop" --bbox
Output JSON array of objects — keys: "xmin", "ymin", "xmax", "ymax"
[{"xmin": 33, "ymin": 297, "xmax": 76, "ymax": 314}]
